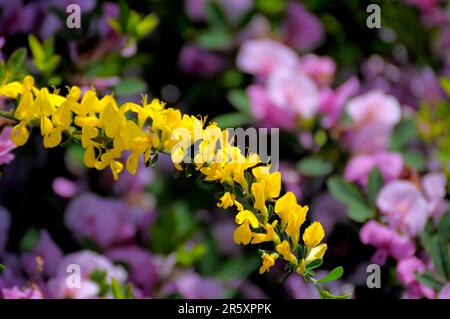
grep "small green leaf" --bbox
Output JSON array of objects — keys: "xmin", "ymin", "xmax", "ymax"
[
  {"xmin": 402, "ymin": 151, "xmax": 426, "ymax": 171},
  {"xmin": 197, "ymin": 31, "xmax": 232, "ymax": 50},
  {"xmin": 0, "ymin": 264, "xmax": 4, "ymax": 275},
  {"xmin": 306, "ymin": 258, "xmax": 323, "ymax": 270},
  {"xmin": 118, "ymin": 0, "xmax": 130, "ymax": 32},
  {"xmin": 320, "ymin": 290, "xmax": 351, "ymax": 299},
  {"xmin": 6, "ymin": 48, "xmax": 27, "ymax": 78},
  {"xmin": 111, "ymin": 278, "xmax": 124, "ymax": 299},
  {"xmin": 415, "ymin": 271, "xmax": 444, "ymax": 291},
  {"xmin": 316, "ymin": 266, "xmax": 344, "ymax": 283},
  {"xmin": 212, "ymin": 112, "xmax": 251, "ymax": 128},
  {"xmin": 347, "ymin": 202, "xmax": 375, "ymax": 223},
  {"xmin": 205, "ymin": 2, "xmax": 227, "ymax": 30},
  {"xmin": 438, "ymin": 211, "xmax": 450, "ymax": 241},
  {"xmin": 19, "ymin": 228, "xmax": 40, "ymax": 252},
  {"xmin": 0, "ymin": 62, "xmax": 5, "ymax": 83},
  {"xmin": 28, "ymin": 35, "xmax": 45, "ymax": 62},
  {"xmin": 327, "ymin": 176, "xmax": 366, "ymax": 206},
  {"xmin": 367, "ymin": 167, "xmax": 383, "ymax": 205},
  {"xmin": 390, "ymin": 118, "xmax": 417, "ymax": 151},
  {"xmin": 114, "ymin": 77, "xmax": 147, "ymax": 96},
  {"xmin": 430, "ymin": 236, "xmax": 450, "ymax": 280},
  {"xmin": 135, "ymin": 13, "xmax": 158, "ymax": 39},
  {"xmin": 440, "ymin": 77, "xmax": 450, "ymax": 96},
  {"xmin": 297, "ymin": 156, "xmax": 333, "ymax": 177},
  {"xmin": 227, "ymin": 90, "xmax": 251, "ymax": 116}
]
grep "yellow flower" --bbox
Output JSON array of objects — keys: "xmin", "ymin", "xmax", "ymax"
[
  {"xmin": 303, "ymin": 222, "xmax": 325, "ymax": 250},
  {"xmin": 296, "ymin": 259, "xmax": 306, "ymax": 275},
  {"xmin": 285, "ymin": 205, "xmax": 308, "ymax": 245},
  {"xmin": 305, "ymin": 243, "xmax": 327, "ymax": 264},
  {"xmin": 251, "ymin": 181, "xmax": 268, "ymax": 220},
  {"xmin": 274, "ymin": 192, "xmax": 298, "ymax": 229},
  {"xmin": 251, "ymin": 220, "xmax": 280, "ymax": 244},
  {"xmin": 259, "ymin": 252, "xmax": 278, "ymax": 274},
  {"xmin": 10, "ymin": 122, "xmax": 29, "ymax": 146},
  {"xmin": 252, "ymin": 166, "xmax": 281, "ymax": 199},
  {"xmin": 276, "ymin": 240, "xmax": 298, "ymax": 265},
  {"xmin": 0, "ymin": 81, "xmax": 22, "ymax": 98},
  {"xmin": 233, "ymin": 210, "xmax": 259, "ymax": 245},
  {"xmin": 217, "ymin": 192, "xmax": 243, "ymax": 211}
]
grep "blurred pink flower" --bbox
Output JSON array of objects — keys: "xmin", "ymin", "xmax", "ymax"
[
  {"xmin": 344, "ymin": 151, "xmax": 403, "ymax": 186},
  {"xmin": 347, "ymin": 122, "xmax": 393, "ymax": 153},
  {"xmin": 21, "ymin": 230, "xmax": 63, "ymax": 277},
  {"xmin": 422, "ymin": 172, "xmax": 449, "ymax": 222},
  {"xmin": 107, "ymin": 246, "xmax": 158, "ymax": 291},
  {"xmin": 237, "ymin": 39, "xmax": 299, "ymax": 77},
  {"xmin": 184, "ymin": 0, "xmax": 207, "ymax": 21},
  {"xmin": 360, "ymin": 221, "xmax": 415, "ymax": 265},
  {"xmin": 52, "ymin": 177, "xmax": 79, "ymax": 199},
  {"xmin": 0, "ymin": 126, "xmax": 16, "ymax": 165},
  {"xmin": 347, "ymin": 90, "xmax": 401, "ymax": 127},
  {"xmin": 179, "ymin": 44, "xmax": 225, "ymax": 77},
  {"xmin": 65, "ymin": 193, "xmax": 136, "ymax": 249},
  {"xmin": 406, "ymin": 0, "xmax": 437, "ymax": 12},
  {"xmin": 397, "ymin": 257, "xmax": 435, "ymax": 299},
  {"xmin": 173, "ymin": 272, "xmax": 223, "ymax": 299},
  {"xmin": 300, "ymin": 54, "xmax": 335, "ymax": 86},
  {"xmin": 217, "ymin": 0, "xmax": 253, "ymax": 23},
  {"xmin": 47, "ymin": 251, "xmax": 127, "ymax": 299},
  {"xmin": 267, "ymin": 67, "xmax": 319, "ymax": 119},
  {"xmin": 438, "ymin": 283, "xmax": 450, "ymax": 299},
  {"xmin": 376, "ymin": 180, "xmax": 430, "ymax": 236},
  {"xmin": 247, "ymin": 84, "xmax": 295, "ymax": 129},
  {"xmin": 2, "ymin": 286, "xmax": 43, "ymax": 299},
  {"xmin": 318, "ymin": 77, "xmax": 360, "ymax": 128},
  {"xmin": 283, "ymin": 2, "xmax": 324, "ymax": 52}
]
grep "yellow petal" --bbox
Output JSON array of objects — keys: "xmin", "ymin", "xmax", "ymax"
[
  {"xmin": 235, "ymin": 210, "xmax": 259, "ymax": 228},
  {"xmin": 303, "ymin": 222, "xmax": 325, "ymax": 250},
  {"xmin": 305, "ymin": 243, "xmax": 327, "ymax": 264},
  {"xmin": 233, "ymin": 222, "xmax": 253, "ymax": 245},
  {"xmin": 10, "ymin": 122, "xmax": 29, "ymax": 146}
]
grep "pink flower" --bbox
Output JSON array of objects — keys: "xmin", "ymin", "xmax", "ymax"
[
  {"xmin": 107, "ymin": 246, "xmax": 158, "ymax": 291},
  {"xmin": 344, "ymin": 151, "xmax": 403, "ymax": 186},
  {"xmin": 376, "ymin": 181, "xmax": 429, "ymax": 236},
  {"xmin": 283, "ymin": 2, "xmax": 324, "ymax": 52},
  {"xmin": 318, "ymin": 77, "xmax": 360, "ymax": 128},
  {"xmin": 406, "ymin": 0, "xmax": 437, "ymax": 12},
  {"xmin": 360, "ymin": 221, "xmax": 415, "ymax": 265},
  {"xmin": 421, "ymin": 172, "xmax": 449, "ymax": 221},
  {"xmin": 346, "ymin": 122, "xmax": 393, "ymax": 153},
  {"xmin": 2, "ymin": 286, "xmax": 43, "ymax": 299},
  {"xmin": 267, "ymin": 68, "xmax": 319, "ymax": 119},
  {"xmin": 347, "ymin": 90, "xmax": 401, "ymax": 127},
  {"xmin": 21, "ymin": 230, "xmax": 63, "ymax": 277},
  {"xmin": 179, "ymin": 44, "xmax": 225, "ymax": 77},
  {"xmin": 184, "ymin": 0, "xmax": 207, "ymax": 21},
  {"xmin": 0, "ymin": 126, "xmax": 15, "ymax": 165},
  {"xmin": 52, "ymin": 177, "xmax": 79, "ymax": 198},
  {"xmin": 397, "ymin": 257, "xmax": 435, "ymax": 299},
  {"xmin": 170, "ymin": 272, "xmax": 223, "ymax": 299},
  {"xmin": 47, "ymin": 251, "xmax": 127, "ymax": 299},
  {"xmin": 237, "ymin": 39, "xmax": 299, "ymax": 77},
  {"xmin": 217, "ymin": 0, "xmax": 253, "ymax": 23},
  {"xmin": 438, "ymin": 283, "xmax": 450, "ymax": 299},
  {"xmin": 300, "ymin": 54, "xmax": 335, "ymax": 86},
  {"xmin": 247, "ymin": 84, "xmax": 296, "ymax": 129},
  {"xmin": 65, "ymin": 193, "xmax": 136, "ymax": 249}
]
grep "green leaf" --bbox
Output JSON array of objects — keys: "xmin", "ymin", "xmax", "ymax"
[
  {"xmin": 316, "ymin": 266, "xmax": 344, "ymax": 283},
  {"xmin": 306, "ymin": 258, "xmax": 323, "ymax": 270},
  {"xmin": 111, "ymin": 278, "xmax": 124, "ymax": 299},
  {"xmin": 212, "ymin": 112, "xmax": 251, "ymax": 128},
  {"xmin": 327, "ymin": 176, "xmax": 366, "ymax": 206},
  {"xmin": 123, "ymin": 284, "xmax": 135, "ymax": 299},
  {"xmin": 402, "ymin": 151, "xmax": 426, "ymax": 171},
  {"xmin": 320, "ymin": 290, "xmax": 351, "ymax": 299},
  {"xmin": 19, "ymin": 228, "xmax": 40, "ymax": 252},
  {"xmin": 390, "ymin": 118, "xmax": 417, "ymax": 151},
  {"xmin": 430, "ymin": 236, "xmax": 450, "ymax": 280},
  {"xmin": 114, "ymin": 77, "xmax": 147, "ymax": 96},
  {"xmin": 0, "ymin": 264, "xmax": 4, "ymax": 275},
  {"xmin": 297, "ymin": 156, "xmax": 333, "ymax": 177},
  {"xmin": 215, "ymin": 256, "xmax": 259, "ymax": 281},
  {"xmin": 367, "ymin": 167, "xmax": 383, "ymax": 205},
  {"xmin": 0, "ymin": 62, "xmax": 5, "ymax": 83},
  {"xmin": 227, "ymin": 90, "xmax": 251, "ymax": 116},
  {"xmin": 197, "ymin": 31, "xmax": 232, "ymax": 50},
  {"xmin": 438, "ymin": 211, "xmax": 450, "ymax": 241},
  {"xmin": 6, "ymin": 48, "xmax": 27, "ymax": 78},
  {"xmin": 205, "ymin": 2, "xmax": 227, "ymax": 30},
  {"xmin": 118, "ymin": 0, "xmax": 130, "ymax": 32},
  {"xmin": 135, "ymin": 13, "xmax": 158, "ymax": 39},
  {"xmin": 415, "ymin": 271, "xmax": 444, "ymax": 291},
  {"xmin": 28, "ymin": 35, "xmax": 45, "ymax": 62},
  {"xmin": 347, "ymin": 202, "xmax": 375, "ymax": 223},
  {"xmin": 440, "ymin": 77, "xmax": 450, "ymax": 96}
]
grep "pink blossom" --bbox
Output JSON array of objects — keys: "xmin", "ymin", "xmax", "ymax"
[
  {"xmin": 179, "ymin": 44, "xmax": 225, "ymax": 77},
  {"xmin": 360, "ymin": 221, "xmax": 415, "ymax": 265},
  {"xmin": 344, "ymin": 151, "xmax": 403, "ymax": 186},
  {"xmin": 422, "ymin": 172, "xmax": 449, "ymax": 221},
  {"xmin": 267, "ymin": 68, "xmax": 319, "ymax": 119},
  {"xmin": 217, "ymin": 0, "xmax": 253, "ymax": 23},
  {"xmin": 107, "ymin": 246, "xmax": 158, "ymax": 290},
  {"xmin": 346, "ymin": 123, "xmax": 393, "ymax": 154},
  {"xmin": 247, "ymin": 84, "xmax": 295, "ymax": 129},
  {"xmin": 406, "ymin": 0, "xmax": 437, "ymax": 12},
  {"xmin": 283, "ymin": 2, "xmax": 324, "ymax": 52},
  {"xmin": 2, "ymin": 286, "xmax": 43, "ymax": 299},
  {"xmin": 237, "ymin": 39, "xmax": 299, "ymax": 77},
  {"xmin": 300, "ymin": 54, "xmax": 335, "ymax": 86},
  {"xmin": 347, "ymin": 90, "xmax": 401, "ymax": 127},
  {"xmin": 376, "ymin": 180, "xmax": 429, "ymax": 236},
  {"xmin": 172, "ymin": 272, "xmax": 223, "ymax": 299},
  {"xmin": 47, "ymin": 251, "xmax": 127, "ymax": 299},
  {"xmin": 397, "ymin": 257, "xmax": 435, "ymax": 299},
  {"xmin": 318, "ymin": 77, "xmax": 360, "ymax": 128},
  {"xmin": 21, "ymin": 230, "xmax": 63, "ymax": 277},
  {"xmin": 184, "ymin": 0, "xmax": 207, "ymax": 21},
  {"xmin": 52, "ymin": 177, "xmax": 79, "ymax": 198},
  {"xmin": 438, "ymin": 283, "xmax": 450, "ymax": 299},
  {"xmin": 0, "ymin": 126, "xmax": 16, "ymax": 165},
  {"xmin": 65, "ymin": 193, "xmax": 136, "ymax": 249}
]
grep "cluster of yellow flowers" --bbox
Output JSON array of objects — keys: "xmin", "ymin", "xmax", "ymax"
[{"xmin": 0, "ymin": 75, "xmax": 327, "ymax": 279}]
